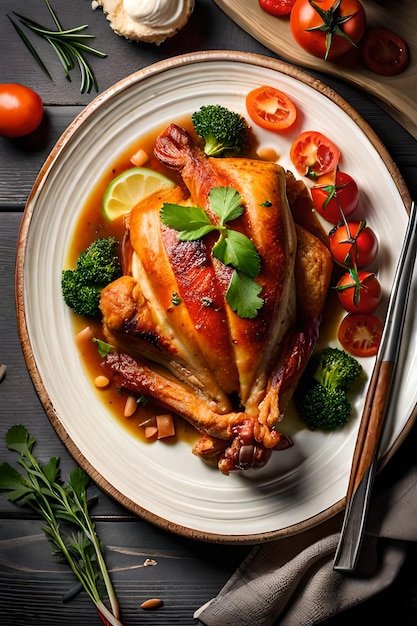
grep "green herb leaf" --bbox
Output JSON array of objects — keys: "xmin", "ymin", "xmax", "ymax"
[
  {"xmin": 160, "ymin": 203, "xmax": 216, "ymax": 240},
  {"xmin": 209, "ymin": 186, "xmax": 244, "ymax": 225},
  {"xmin": 0, "ymin": 425, "xmax": 122, "ymax": 625},
  {"xmin": 5, "ymin": 424, "xmax": 35, "ymax": 455},
  {"xmin": 8, "ymin": 1, "xmax": 106, "ymax": 93},
  {"xmin": 160, "ymin": 186, "xmax": 264, "ymax": 318},
  {"xmin": 92, "ymin": 338, "xmax": 114, "ymax": 357},
  {"xmin": 212, "ymin": 229, "xmax": 261, "ymax": 277},
  {"xmin": 226, "ymin": 271, "xmax": 264, "ymax": 319},
  {"xmin": 7, "ymin": 15, "xmax": 53, "ymax": 79},
  {"xmin": 0, "ymin": 462, "xmax": 30, "ymax": 492}
]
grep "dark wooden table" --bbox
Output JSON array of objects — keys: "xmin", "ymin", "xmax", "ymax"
[{"xmin": 1, "ymin": 1, "xmax": 417, "ymax": 624}]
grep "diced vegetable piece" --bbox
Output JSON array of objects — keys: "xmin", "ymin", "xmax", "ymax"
[{"xmin": 156, "ymin": 413, "xmax": 176, "ymax": 439}]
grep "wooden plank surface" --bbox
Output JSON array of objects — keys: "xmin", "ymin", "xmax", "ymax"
[{"xmin": 1, "ymin": 0, "xmax": 417, "ymax": 624}]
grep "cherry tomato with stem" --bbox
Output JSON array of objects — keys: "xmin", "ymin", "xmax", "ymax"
[
  {"xmin": 0, "ymin": 83, "xmax": 43, "ymax": 138},
  {"xmin": 259, "ymin": 0, "xmax": 296, "ymax": 16},
  {"xmin": 336, "ymin": 269, "xmax": 382, "ymax": 314},
  {"xmin": 362, "ymin": 27, "xmax": 409, "ymax": 76},
  {"xmin": 290, "ymin": 0, "xmax": 367, "ymax": 60},
  {"xmin": 311, "ymin": 170, "xmax": 359, "ymax": 223},
  {"xmin": 246, "ymin": 85, "xmax": 297, "ymax": 131},
  {"xmin": 290, "ymin": 130, "xmax": 340, "ymax": 180},
  {"xmin": 338, "ymin": 313, "xmax": 382, "ymax": 357},
  {"xmin": 329, "ymin": 220, "xmax": 378, "ymax": 268}
]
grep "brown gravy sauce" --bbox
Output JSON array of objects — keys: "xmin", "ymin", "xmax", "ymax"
[{"xmin": 68, "ymin": 116, "xmax": 200, "ymax": 446}]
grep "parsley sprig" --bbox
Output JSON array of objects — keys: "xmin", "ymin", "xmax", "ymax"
[
  {"xmin": 160, "ymin": 187, "xmax": 264, "ymax": 319},
  {"xmin": 0, "ymin": 425, "xmax": 122, "ymax": 625},
  {"xmin": 8, "ymin": 0, "xmax": 106, "ymax": 94}
]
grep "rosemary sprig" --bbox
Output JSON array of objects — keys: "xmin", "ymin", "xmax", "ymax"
[
  {"xmin": 8, "ymin": 0, "xmax": 106, "ymax": 93},
  {"xmin": 0, "ymin": 425, "xmax": 122, "ymax": 625}
]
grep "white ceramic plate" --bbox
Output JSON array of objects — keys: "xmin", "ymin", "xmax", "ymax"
[{"xmin": 16, "ymin": 51, "xmax": 416, "ymax": 543}]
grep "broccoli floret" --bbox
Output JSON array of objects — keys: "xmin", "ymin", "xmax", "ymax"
[
  {"xmin": 191, "ymin": 104, "xmax": 250, "ymax": 157},
  {"xmin": 313, "ymin": 347, "xmax": 362, "ymax": 392},
  {"xmin": 295, "ymin": 347, "xmax": 362, "ymax": 432},
  {"xmin": 297, "ymin": 384, "xmax": 352, "ymax": 431},
  {"xmin": 61, "ymin": 237, "xmax": 121, "ymax": 318}
]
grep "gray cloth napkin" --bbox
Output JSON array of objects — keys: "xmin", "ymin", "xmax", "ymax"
[{"xmin": 195, "ymin": 460, "xmax": 417, "ymax": 626}]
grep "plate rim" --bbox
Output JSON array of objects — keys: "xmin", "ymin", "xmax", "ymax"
[{"xmin": 15, "ymin": 50, "xmax": 416, "ymax": 544}]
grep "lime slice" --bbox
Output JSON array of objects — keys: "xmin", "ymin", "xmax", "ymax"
[{"xmin": 102, "ymin": 167, "xmax": 176, "ymax": 221}]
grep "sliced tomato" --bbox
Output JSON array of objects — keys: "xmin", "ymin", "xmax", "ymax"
[
  {"xmin": 362, "ymin": 27, "xmax": 409, "ymax": 76},
  {"xmin": 246, "ymin": 85, "xmax": 297, "ymax": 131},
  {"xmin": 290, "ymin": 131, "xmax": 340, "ymax": 180},
  {"xmin": 336, "ymin": 270, "xmax": 382, "ymax": 314},
  {"xmin": 329, "ymin": 221, "xmax": 378, "ymax": 268},
  {"xmin": 338, "ymin": 313, "xmax": 382, "ymax": 357},
  {"xmin": 259, "ymin": 0, "xmax": 296, "ymax": 16},
  {"xmin": 311, "ymin": 170, "xmax": 359, "ymax": 223}
]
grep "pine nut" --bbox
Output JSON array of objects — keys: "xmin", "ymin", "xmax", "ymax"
[
  {"xmin": 140, "ymin": 598, "xmax": 163, "ymax": 610},
  {"xmin": 124, "ymin": 394, "xmax": 137, "ymax": 417},
  {"xmin": 94, "ymin": 375, "xmax": 110, "ymax": 388}
]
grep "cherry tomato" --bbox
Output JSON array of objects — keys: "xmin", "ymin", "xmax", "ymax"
[
  {"xmin": 0, "ymin": 83, "xmax": 43, "ymax": 138},
  {"xmin": 290, "ymin": 131, "xmax": 340, "ymax": 179},
  {"xmin": 311, "ymin": 170, "xmax": 359, "ymax": 223},
  {"xmin": 338, "ymin": 313, "xmax": 382, "ymax": 357},
  {"xmin": 362, "ymin": 27, "xmax": 409, "ymax": 76},
  {"xmin": 246, "ymin": 85, "xmax": 297, "ymax": 131},
  {"xmin": 336, "ymin": 270, "xmax": 382, "ymax": 314},
  {"xmin": 329, "ymin": 221, "xmax": 378, "ymax": 268},
  {"xmin": 259, "ymin": 0, "xmax": 296, "ymax": 16},
  {"xmin": 290, "ymin": 0, "xmax": 366, "ymax": 60}
]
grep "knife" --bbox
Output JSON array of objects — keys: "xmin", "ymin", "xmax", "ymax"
[{"xmin": 333, "ymin": 200, "xmax": 417, "ymax": 573}]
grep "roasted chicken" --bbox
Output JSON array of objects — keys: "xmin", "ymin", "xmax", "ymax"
[{"xmin": 100, "ymin": 123, "xmax": 332, "ymax": 474}]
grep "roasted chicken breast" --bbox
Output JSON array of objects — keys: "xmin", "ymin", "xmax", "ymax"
[{"xmin": 100, "ymin": 124, "xmax": 332, "ymax": 474}]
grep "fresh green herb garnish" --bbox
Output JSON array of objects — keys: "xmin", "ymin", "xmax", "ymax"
[
  {"xmin": 8, "ymin": 0, "xmax": 106, "ymax": 93},
  {"xmin": 161, "ymin": 187, "xmax": 264, "ymax": 319},
  {"xmin": 92, "ymin": 337, "xmax": 114, "ymax": 358},
  {"xmin": 0, "ymin": 425, "xmax": 122, "ymax": 625}
]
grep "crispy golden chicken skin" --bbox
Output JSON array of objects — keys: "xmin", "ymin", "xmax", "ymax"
[{"xmin": 100, "ymin": 124, "xmax": 332, "ymax": 475}]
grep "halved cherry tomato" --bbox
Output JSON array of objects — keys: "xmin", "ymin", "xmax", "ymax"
[
  {"xmin": 290, "ymin": 0, "xmax": 367, "ymax": 61},
  {"xmin": 246, "ymin": 85, "xmax": 297, "ymax": 131},
  {"xmin": 338, "ymin": 313, "xmax": 382, "ymax": 357},
  {"xmin": 311, "ymin": 170, "xmax": 359, "ymax": 223},
  {"xmin": 0, "ymin": 83, "xmax": 43, "ymax": 138},
  {"xmin": 329, "ymin": 221, "xmax": 378, "ymax": 268},
  {"xmin": 259, "ymin": 0, "xmax": 296, "ymax": 16},
  {"xmin": 290, "ymin": 130, "xmax": 340, "ymax": 179},
  {"xmin": 336, "ymin": 270, "xmax": 382, "ymax": 314},
  {"xmin": 362, "ymin": 27, "xmax": 409, "ymax": 76}
]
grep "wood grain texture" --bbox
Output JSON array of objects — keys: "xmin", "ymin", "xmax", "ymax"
[{"xmin": 214, "ymin": 0, "xmax": 417, "ymax": 139}]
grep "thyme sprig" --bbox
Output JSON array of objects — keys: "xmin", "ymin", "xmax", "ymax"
[
  {"xmin": 8, "ymin": 0, "xmax": 106, "ymax": 93},
  {"xmin": 0, "ymin": 425, "xmax": 122, "ymax": 625}
]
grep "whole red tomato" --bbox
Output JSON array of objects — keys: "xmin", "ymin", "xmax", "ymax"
[
  {"xmin": 311, "ymin": 170, "xmax": 359, "ymax": 223},
  {"xmin": 290, "ymin": 0, "xmax": 366, "ymax": 60},
  {"xmin": 329, "ymin": 221, "xmax": 378, "ymax": 268},
  {"xmin": 0, "ymin": 83, "xmax": 43, "ymax": 138},
  {"xmin": 336, "ymin": 269, "xmax": 382, "ymax": 314}
]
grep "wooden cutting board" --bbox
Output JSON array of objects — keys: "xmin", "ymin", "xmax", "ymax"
[{"xmin": 213, "ymin": 0, "xmax": 417, "ymax": 139}]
